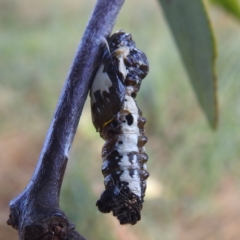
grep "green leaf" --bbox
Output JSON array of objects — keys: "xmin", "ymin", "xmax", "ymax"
[
  {"xmin": 210, "ymin": 0, "xmax": 240, "ymax": 20},
  {"xmin": 158, "ymin": 0, "xmax": 218, "ymax": 129}
]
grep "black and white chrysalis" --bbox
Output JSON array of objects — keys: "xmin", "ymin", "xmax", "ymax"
[{"xmin": 90, "ymin": 31, "xmax": 149, "ymax": 225}]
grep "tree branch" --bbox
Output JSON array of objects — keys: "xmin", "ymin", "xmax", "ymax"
[{"xmin": 7, "ymin": 0, "xmax": 125, "ymax": 239}]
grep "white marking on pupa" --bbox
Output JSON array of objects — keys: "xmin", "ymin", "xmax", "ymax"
[
  {"xmin": 121, "ymin": 113, "xmax": 139, "ymax": 134},
  {"xmin": 132, "ymin": 155, "xmax": 137, "ymax": 164},
  {"xmin": 126, "ymin": 86, "xmax": 135, "ymax": 95},
  {"xmin": 91, "ymin": 64, "xmax": 112, "ymax": 104},
  {"xmin": 116, "ymin": 134, "xmax": 138, "ymax": 154},
  {"xmin": 102, "ymin": 160, "xmax": 109, "ymax": 170},
  {"xmin": 122, "ymin": 95, "xmax": 138, "ymax": 114},
  {"xmin": 113, "ymin": 46, "xmax": 130, "ymax": 79},
  {"xmin": 104, "ymin": 175, "xmax": 112, "ymax": 186},
  {"xmin": 120, "ymin": 169, "xmax": 141, "ymax": 197},
  {"xmin": 118, "ymin": 155, "xmax": 139, "ymax": 170}
]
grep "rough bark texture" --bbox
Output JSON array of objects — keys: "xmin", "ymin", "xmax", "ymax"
[{"xmin": 7, "ymin": 0, "xmax": 125, "ymax": 239}]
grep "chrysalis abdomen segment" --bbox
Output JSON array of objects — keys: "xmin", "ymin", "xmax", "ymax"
[
  {"xmin": 97, "ymin": 95, "xmax": 149, "ymax": 224},
  {"xmin": 91, "ymin": 31, "xmax": 149, "ymax": 224}
]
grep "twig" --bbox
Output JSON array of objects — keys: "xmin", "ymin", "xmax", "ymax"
[{"xmin": 7, "ymin": 0, "xmax": 124, "ymax": 239}]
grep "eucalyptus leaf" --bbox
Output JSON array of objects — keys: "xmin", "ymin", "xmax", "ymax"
[
  {"xmin": 158, "ymin": 0, "xmax": 218, "ymax": 129},
  {"xmin": 210, "ymin": 0, "xmax": 240, "ymax": 20}
]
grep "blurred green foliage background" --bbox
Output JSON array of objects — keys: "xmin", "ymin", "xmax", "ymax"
[{"xmin": 1, "ymin": 0, "xmax": 240, "ymax": 239}]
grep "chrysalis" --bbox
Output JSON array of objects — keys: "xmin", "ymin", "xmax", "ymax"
[{"xmin": 90, "ymin": 30, "xmax": 149, "ymax": 225}]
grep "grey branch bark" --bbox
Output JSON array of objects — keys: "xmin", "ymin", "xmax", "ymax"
[{"xmin": 7, "ymin": 0, "xmax": 125, "ymax": 239}]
